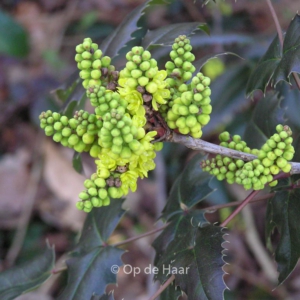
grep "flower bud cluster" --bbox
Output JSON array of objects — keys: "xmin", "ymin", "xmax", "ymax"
[
  {"xmin": 40, "ymin": 38, "xmax": 166, "ymax": 212},
  {"xmin": 75, "ymin": 37, "xmax": 115, "ymax": 89},
  {"xmin": 200, "ymin": 125, "xmax": 294, "ymax": 190},
  {"xmin": 118, "ymin": 46, "xmax": 170, "ymax": 112},
  {"xmin": 39, "ymin": 110, "xmax": 102, "ymax": 157}
]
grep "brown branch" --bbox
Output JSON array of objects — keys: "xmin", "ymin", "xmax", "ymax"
[
  {"xmin": 111, "ymin": 224, "xmax": 169, "ymax": 247},
  {"xmin": 166, "ymin": 132, "xmax": 300, "ymax": 174}
]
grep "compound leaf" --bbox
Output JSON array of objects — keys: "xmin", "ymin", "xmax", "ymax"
[
  {"xmin": 0, "ymin": 245, "xmax": 55, "ymax": 300},
  {"xmin": 266, "ymin": 188, "xmax": 300, "ymax": 284},
  {"xmin": 142, "ymin": 22, "xmax": 209, "ymax": 49},
  {"xmin": 153, "ymin": 213, "xmax": 227, "ymax": 300},
  {"xmin": 57, "ymin": 247, "xmax": 124, "ymax": 300}
]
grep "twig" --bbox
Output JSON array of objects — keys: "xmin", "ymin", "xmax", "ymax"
[
  {"xmin": 111, "ymin": 224, "xmax": 169, "ymax": 247},
  {"xmin": 220, "ymin": 190, "xmax": 260, "ymax": 227},
  {"xmin": 166, "ymin": 132, "xmax": 300, "ymax": 174},
  {"xmin": 266, "ymin": 0, "xmax": 300, "ymax": 90},
  {"xmin": 148, "ymin": 275, "xmax": 176, "ymax": 300},
  {"xmin": 204, "ymin": 193, "xmax": 274, "ymax": 212},
  {"xmin": 4, "ymin": 133, "xmax": 44, "ymax": 268}
]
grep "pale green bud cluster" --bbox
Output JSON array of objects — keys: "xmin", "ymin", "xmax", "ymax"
[
  {"xmin": 160, "ymin": 72, "xmax": 212, "ymax": 138},
  {"xmin": 200, "ymin": 125, "xmax": 294, "ymax": 191},
  {"xmin": 165, "ymin": 35, "xmax": 196, "ymax": 85},
  {"xmin": 75, "ymin": 38, "xmax": 115, "ymax": 89},
  {"xmin": 39, "ymin": 110, "xmax": 102, "ymax": 157}
]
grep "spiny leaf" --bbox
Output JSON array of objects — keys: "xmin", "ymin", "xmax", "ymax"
[
  {"xmin": 0, "ymin": 10, "xmax": 29, "ymax": 57},
  {"xmin": 273, "ymin": 14, "xmax": 300, "ymax": 85},
  {"xmin": 243, "ymin": 92, "xmax": 285, "ymax": 149},
  {"xmin": 0, "ymin": 245, "xmax": 55, "ymax": 300},
  {"xmin": 74, "ymin": 199, "xmax": 126, "ymax": 255},
  {"xmin": 100, "ymin": 0, "xmax": 167, "ymax": 59},
  {"xmin": 276, "ymin": 81, "xmax": 300, "ymax": 131},
  {"xmin": 142, "ymin": 22, "xmax": 209, "ymax": 50},
  {"xmin": 161, "ymin": 153, "xmax": 215, "ymax": 221},
  {"xmin": 153, "ymin": 213, "xmax": 227, "ymax": 300},
  {"xmin": 266, "ymin": 187, "xmax": 300, "ymax": 284},
  {"xmin": 57, "ymin": 247, "xmax": 124, "ymax": 300},
  {"xmin": 246, "ymin": 35, "xmax": 281, "ymax": 96},
  {"xmin": 246, "ymin": 14, "xmax": 300, "ymax": 96}
]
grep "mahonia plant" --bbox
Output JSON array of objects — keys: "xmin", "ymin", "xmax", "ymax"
[
  {"xmin": 39, "ymin": 36, "xmax": 213, "ymax": 212},
  {"xmin": 200, "ymin": 124, "xmax": 295, "ymax": 190}
]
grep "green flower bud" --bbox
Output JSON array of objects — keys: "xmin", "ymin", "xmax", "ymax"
[
  {"xmin": 82, "ymin": 133, "xmax": 95, "ymax": 144},
  {"xmin": 74, "ymin": 141, "xmax": 86, "ymax": 152},
  {"xmin": 146, "ymin": 82, "xmax": 157, "ymax": 94},
  {"xmin": 101, "ymin": 56, "xmax": 111, "ymax": 67},
  {"xmin": 197, "ymin": 114, "xmax": 210, "ymax": 126},
  {"xmin": 90, "ymin": 145, "xmax": 101, "ymax": 158},
  {"xmin": 138, "ymin": 76, "xmax": 149, "ymax": 86},
  {"xmin": 186, "ymin": 115, "xmax": 197, "ymax": 128},
  {"xmin": 76, "ymin": 201, "xmax": 84, "ymax": 210},
  {"xmin": 93, "ymin": 49, "xmax": 102, "ymax": 59},
  {"xmin": 98, "ymin": 188, "xmax": 108, "ymax": 199},
  {"xmin": 79, "ymin": 191, "xmax": 89, "ymax": 200},
  {"xmin": 88, "ymin": 187, "xmax": 98, "ymax": 196},
  {"xmin": 62, "ymin": 127, "xmax": 72, "ymax": 137},
  {"xmin": 68, "ymin": 134, "xmax": 80, "ymax": 146},
  {"xmin": 282, "ymin": 163, "xmax": 292, "ymax": 173}
]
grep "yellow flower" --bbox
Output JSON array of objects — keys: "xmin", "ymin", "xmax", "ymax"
[
  {"xmin": 118, "ymin": 84, "xmax": 144, "ymax": 116},
  {"xmin": 151, "ymin": 70, "xmax": 171, "ymax": 110},
  {"xmin": 120, "ymin": 170, "xmax": 138, "ymax": 194}
]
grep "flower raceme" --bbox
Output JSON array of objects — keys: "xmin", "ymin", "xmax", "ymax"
[
  {"xmin": 39, "ymin": 36, "xmax": 213, "ymax": 212},
  {"xmin": 200, "ymin": 125, "xmax": 295, "ymax": 190}
]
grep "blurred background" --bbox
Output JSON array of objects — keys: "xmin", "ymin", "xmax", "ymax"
[{"xmin": 0, "ymin": 0, "xmax": 299, "ymax": 299}]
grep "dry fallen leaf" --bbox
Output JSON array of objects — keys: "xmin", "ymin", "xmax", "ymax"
[
  {"xmin": 0, "ymin": 149, "xmax": 31, "ymax": 229},
  {"xmin": 41, "ymin": 139, "xmax": 86, "ymax": 231}
]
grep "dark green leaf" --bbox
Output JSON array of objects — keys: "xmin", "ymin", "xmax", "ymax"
[
  {"xmin": 243, "ymin": 92, "xmax": 285, "ymax": 149},
  {"xmin": 72, "ymin": 152, "xmax": 83, "ymax": 174},
  {"xmin": 276, "ymin": 81, "xmax": 300, "ymax": 131},
  {"xmin": 57, "ymin": 246, "xmax": 124, "ymax": 300},
  {"xmin": 0, "ymin": 245, "xmax": 55, "ymax": 300},
  {"xmin": 266, "ymin": 188, "xmax": 300, "ymax": 284},
  {"xmin": 160, "ymin": 283, "xmax": 181, "ymax": 300},
  {"xmin": 74, "ymin": 199, "xmax": 126, "ymax": 255},
  {"xmin": 247, "ymin": 14, "xmax": 300, "ymax": 96},
  {"xmin": 100, "ymin": 0, "xmax": 166, "ymax": 59},
  {"xmin": 0, "ymin": 10, "xmax": 29, "ymax": 57},
  {"xmin": 246, "ymin": 35, "xmax": 281, "ymax": 97},
  {"xmin": 204, "ymin": 62, "xmax": 252, "ymax": 135},
  {"xmin": 153, "ymin": 213, "xmax": 226, "ymax": 299},
  {"xmin": 161, "ymin": 153, "xmax": 215, "ymax": 220},
  {"xmin": 142, "ymin": 22, "xmax": 209, "ymax": 50},
  {"xmin": 273, "ymin": 14, "xmax": 300, "ymax": 85},
  {"xmin": 51, "ymin": 71, "xmax": 80, "ymax": 103}
]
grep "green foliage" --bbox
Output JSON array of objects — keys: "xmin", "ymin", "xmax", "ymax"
[
  {"xmin": 58, "ymin": 200, "xmax": 125, "ymax": 299},
  {"xmin": 153, "ymin": 216, "xmax": 226, "ymax": 299},
  {"xmin": 0, "ymin": 245, "xmax": 55, "ymax": 300},
  {"xmin": 266, "ymin": 184, "xmax": 300, "ymax": 284},
  {"xmin": 246, "ymin": 14, "xmax": 300, "ymax": 96},
  {"xmin": 161, "ymin": 153, "xmax": 215, "ymax": 220},
  {"xmin": 243, "ymin": 92, "xmax": 285, "ymax": 148},
  {"xmin": 0, "ymin": 10, "xmax": 29, "ymax": 57}
]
